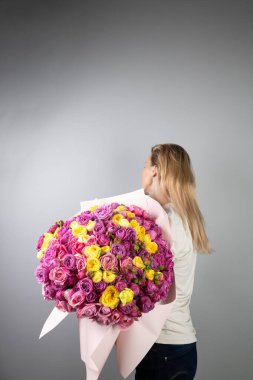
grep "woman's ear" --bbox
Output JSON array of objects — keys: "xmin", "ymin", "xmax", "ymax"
[{"xmin": 151, "ymin": 165, "xmax": 158, "ymax": 178}]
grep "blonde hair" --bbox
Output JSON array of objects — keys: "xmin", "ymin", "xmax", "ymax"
[{"xmin": 151, "ymin": 143, "xmax": 213, "ymax": 254}]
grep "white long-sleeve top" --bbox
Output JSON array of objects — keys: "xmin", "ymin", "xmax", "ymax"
[{"xmin": 155, "ymin": 202, "xmax": 197, "ymax": 344}]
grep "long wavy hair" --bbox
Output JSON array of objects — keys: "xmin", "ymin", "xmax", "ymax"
[{"xmin": 150, "ymin": 143, "xmax": 213, "ymax": 254}]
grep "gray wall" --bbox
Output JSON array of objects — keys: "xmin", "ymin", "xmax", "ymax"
[{"xmin": 1, "ymin": 1, "xmax": 252, "ymax": 379}]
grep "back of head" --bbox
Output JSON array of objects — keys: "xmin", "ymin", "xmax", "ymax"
[{"xmin": 151, "ymin": 143, "xmax": 213, "ymax": 254}]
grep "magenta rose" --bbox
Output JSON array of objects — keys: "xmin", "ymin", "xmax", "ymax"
[{"xmin": 36, "ymin": 234, "xmax": 44, "ymax": 251}]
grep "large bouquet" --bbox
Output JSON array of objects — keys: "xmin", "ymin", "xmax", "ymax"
[
  {"xmin": 35, "ymin": 202, "xmax": 174, "ymax": 329},
  {"xmin": 37, "ymin": 188, "xmax": 176, "ymax": 380}
]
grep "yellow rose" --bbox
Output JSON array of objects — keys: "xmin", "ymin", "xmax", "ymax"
[
  {"xmin": 84, "ymin": 245, "xmax": 101, "ymax": 258},
  {"xmin": 119, "ymin": 288, "xmax": 134, "ymax": 305},
  {"xmin": 130, "ymin": 220, "xmax": 139, "ymax": 228},
  {"xmin": 89, "ymin": 204, "xmax": 99, "ymax": 211},
  {"xmin": 103, "ymin": 270, "xmax": 117, "ymax": 283},
  {"xmin": 144, "ymin": 269, "xmax": 155, "ymax": 280},
  {"xmin": 41, "ymin": 233, "xmax": 54, "ymax": 251},
  {"xmin": 99, "ymin": 285, "xmax": 120, "ymax": 309},
  {"xmin": 144, "ymin": 233, "xmax": 152, "ymax": 244},
  {"xmin": 101, "ymin": 245, "xmax": 111, "ymax": 253},
  {"xmin": 86, "ymin": 257, "xmax": 101, "ymax": 271},
  {"xmin": 137, "ymin": 232, "xmax": 145, "ymax": 242},
  {"xmin": 37, "ymin": 249, "xmax": 44, "ymax": 260},
  {"xmin": 53, "ymin": 227, "xmax": 60, "ymax": 238},
  {"xmin": 145, "ymin": 241, "xmax": 158, "ymax": 254},
  {"xmin": 71, "ymin": 223, "xmax": 89, "ymax": 242},
  {"xmin": 119, "ymin": 218, "xmax": 130, "ymax": 227},
  {"xmin": 126, "ymin": 212, "xmax": 135, "ymax": 218},
  {"xmin": 91, "ymin": 269, "xmax": 103, "ymax": 283},
  {"xmin": 86, "ymin": 220, "xmax": 95, "ymax": 231},
  {"xmin": 112, "ymin": 214, "xmax": 123, "ymax": 224},
  {"xmin": 133, "ymin": 256, "xmax": 145, "ymax": 269},
  {"xmin": 114, "ymin": 205, "xmax": 126, "ymax": 212}
]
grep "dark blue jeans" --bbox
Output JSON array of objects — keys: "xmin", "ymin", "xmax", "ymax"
[{"xmin": 135, "ymin": 342, "xmax": 197, "ymax": 380}]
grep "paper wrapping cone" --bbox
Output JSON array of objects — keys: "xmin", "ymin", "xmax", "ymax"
[{"xmin": 39, "ymin": 188, "xmax": 176, "ymax": 380}]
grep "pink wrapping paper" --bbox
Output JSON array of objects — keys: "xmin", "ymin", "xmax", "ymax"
[{"xmin": 39, "ymin": 188, "xmax": 176, "ymax": 380}]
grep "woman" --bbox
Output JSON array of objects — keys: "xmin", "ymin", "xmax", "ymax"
[{"xmin": 135, "ymin": 143, "xmax": 212, "ymax": 380}]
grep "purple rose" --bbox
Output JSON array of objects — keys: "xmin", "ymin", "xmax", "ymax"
[
  {"xmin": 119, "ymin": 300, "xmax": 135, "ymax": 315},
  {"xmin": 63, "ymin": 254, "xmax": 77, "ymax": 270},
  {"xmin": 97, "ymin": 305, "xmax": 112, "ymax": 317},
  {"xmin": 96, "ymin": 315, "xmax": 111, "ymax": 326},
  {"xmin": 107, "ymin": 222, "xmax": 118, "ymax": 234},
  {"xmin": 115, "ymin": 227, "xmax": 127, "ymax": 240},
  {"xmin": 129, "ymin": 283, "xmax": 140, "ymax": 296},
  {"xmin": 95, "ymin": 234, "xmax": 110, "ymax": 246},
  {"xmin": 145, "ymin": 280, "xmax": 159, "ymax": 294},
  {"xmin": 42, "ymin": 284, "xmax": 56, "ymax": 300},
  {"xmin": 35, "ymin": 266, "xmax": 49, "ymax": 284},
  {"xmin": 93, "ymin": 204, "xmax": 113, "ymax": 220},
  {"xmin": 138, "ymin": 295, "xmax": 154, "ymax": 313},
  {"xmin": 76, "ymin": 303, "xmax": 98, "ymax": 319},
  {"xmin": 111, "ymin": 243, "xmax": 126, "ymax": 257},
  {"xmin": 77, "ymin": 277, "xmax": 94, "ymax": 294},
  {"xmin": 94, "ymin": 220, "xmax": 106, "ymax": 234},
  {"xmin": 115, "ymin": 280, "xmax": 128, "ymax": 292},
  {"xmin": 85, "ymin": 290, "xmax": 97, "ymax": 303},
  {"xmin": 93, "ymin": 280, "xmax": 107, "ymax": 293}
]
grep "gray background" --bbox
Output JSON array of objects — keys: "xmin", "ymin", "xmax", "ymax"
[{"xmin": 1, "ymin": 1, "xmax": 252, "ymax": 379}]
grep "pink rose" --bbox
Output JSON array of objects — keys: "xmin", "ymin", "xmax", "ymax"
[
  {"xmin": 69, "ymin": 290, "xmax": 86, "ymax": 308},
  {"xmin": 110, "ymin": 310, "xmax": 123, "ymax": 325},
  {"xmin": 120, "ymin": 257, "xmax": 133, "ymax": 269},
  {"xmin": 49, "ymin": 267, "xmax": 69, "ymax": 286},
  {"xmin": 56, "ymin": 300, "xmax": 74, "ymax": 312},
  {"xmin": 100, "ymin": 252, "xmax": 118, "ymax": 271},
  {"xmin": 118, "ymin": 315, "xmax": 134, "ymax": 329},
  {"xmin": 86, "ymin": 235, "xmax": 97, "ymax": 245},
  {"xmin": 76, "ymin": 256, "xmax": 87, "ymax": 271}
]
